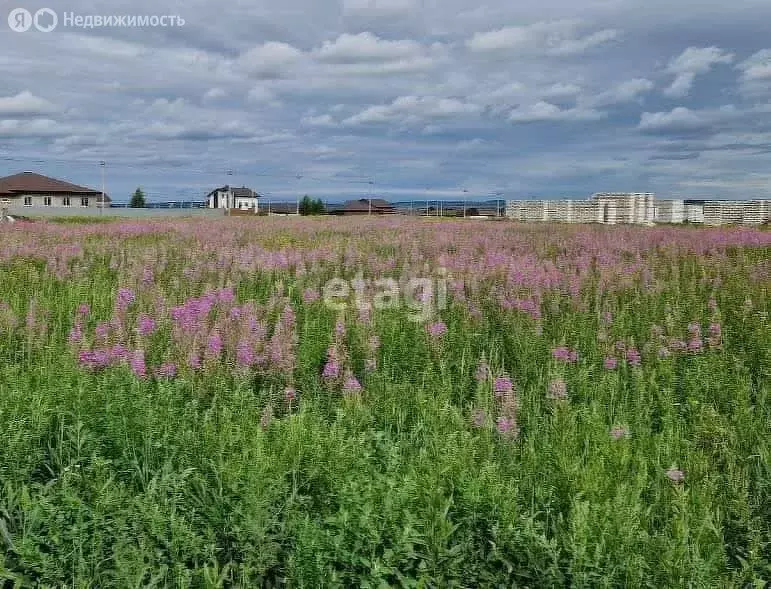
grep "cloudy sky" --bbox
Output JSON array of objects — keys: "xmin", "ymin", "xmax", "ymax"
[{"xmin": 1, "ymin": 0, "xmax": 771, "ymax": 203}]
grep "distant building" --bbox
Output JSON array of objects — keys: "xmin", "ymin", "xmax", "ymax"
[
  {"xmin": 206, "ymin": 185, "xmax": 261, "ymax": 211},
  {"xmin": 264, "ymin": 202, "xmax": 300, "ymax": 216},
  {"xmin": 507, "ymin": 192, "xmax": 770, "ymax": 226},
  {"xmin": 327, "ymin": 198, "xmax": 397, "ymax": 215},
  {"xmin": 590, "ymin": 192, "xmax": 656, "ymax": 225},
  {"xmin": 0, "ymin": 171, "xmax": 109, "ymax": 208}
]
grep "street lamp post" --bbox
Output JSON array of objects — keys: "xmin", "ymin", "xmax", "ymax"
[
  {"xmin": 99, "ymin": 161, "xmax": 105, "ymax": 215},
  {"xmin": 462, "ymin": 188, "xmax": 469, "ymax": 218},
  {"xmin": 491, "ymin": 191, "xmax": 504, "ymax": 218},
  {"xmin": 226, "ymin": 170, "xmax": 233, "ymax": 216}
]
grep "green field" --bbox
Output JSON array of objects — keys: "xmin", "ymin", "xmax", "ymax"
[{"xmin": 0, "ymin": 217, "xmax": 769, "ymax": 587}]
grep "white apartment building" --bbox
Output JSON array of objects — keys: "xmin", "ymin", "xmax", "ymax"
[{"xmin": 507, "ymin": 193, "xmax": 770, "ymax": 226}]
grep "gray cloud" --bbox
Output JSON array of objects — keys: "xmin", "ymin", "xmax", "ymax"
[{"xmin": 0, "ymin": 0, "xmax": 770, "ymax": 201}]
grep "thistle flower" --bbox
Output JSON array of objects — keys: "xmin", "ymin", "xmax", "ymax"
[
  {"xmin": 604, "ymin": 356, "xmax": 617, "ymax": 370},
  {"xmin": 284, "ymin": 387, "xmax": 297, "ymax": 403},
  {"xmin": 666, "ymin": 468, "xmax": 685, "ymax": 484}
]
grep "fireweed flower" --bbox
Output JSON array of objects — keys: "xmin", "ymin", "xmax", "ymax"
[
  {"xmin": 666, "ymin": 468, "xmax": 685, "ymax": 484},
  {"xmin": 236, "ymin": 339, "xmax": 256, "ymax": 368},
  {"xmin": 130, "ymin": 350, "xmax": 147, "ymax": 379},
  {"xmin": 206, "ymin": 332, "xmax": 224, "ymax": 359},
  {"xmin": 322, "ymin": 346, "xmax": 341, "ymax": 379},
  {"xmin": 302, "ymin": 288, "xmax": 320, "ymax": 303},
  {"xmin": 496, "ymin": 416, "xmax": 519, "ymax": 439},
  {"xmin": 68, "ymin": 324, "xmax": 83, "ymax": 345},
  {"xmin": 260, "ymin": 406, "xmax": 273, "ymax": 430},
  {"xmin": 626, "ymin": 347, "xmax": 641, "ymax": 366},
  {"xmin": 604, "ymin": 356, "xmax": 618, "ymax": 370},
  {"xmin": 77, "ymin": 303, "xmax": 90, "ymax": 317},
  {"xmin": 494, "ymin": 375, "xmax": 514, "ymax": 398},
  {"xmin": 155, "ymin": 363, "xmax": 177, "ymax": 379},
  {"xmin": 187, "ymin": 352, "xmax": 201, "ymax": 370},
  {"xmin": 547, "ymin": 379, "xmax": 568, "ymax": 401},
  {"xmin": 427, "ymin": 321, "xmax": 448, "ymax": 338},
  {"xmin": 707, "ymin": 323, "xmax": 722, "ymax": 348},
  {"xmin": 116, "ymin": 288, "xmax": 135, "ymax": 312},
  {"xmin": 79, "ymin": 349, "xmax": 110, "ymax": 371},
  {"xmin": 610, "ymin": 426, "xmax": 630, "ymax": 440},
  {"xmin": 342, "ymin": 375, "xmax": 362, "ymax": 397},
  {"xmin": 137, "ymin": 314, "xmax": 157, "ymax": 337},
  {"xmin": 552, "ymin": 346, "xmax": 578, "ymax": 363},
  {"xmin": 475, "ymin": 359, "xmax": 490, "ymax": 382},
  {"xmin": 471, "ymin": 408, "xmax": 487, "ymax": 428}
]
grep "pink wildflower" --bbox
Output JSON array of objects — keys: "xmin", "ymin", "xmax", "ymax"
[{"xmin": 547, "ymin": 379, "xmax": 568, "ymax": 401}]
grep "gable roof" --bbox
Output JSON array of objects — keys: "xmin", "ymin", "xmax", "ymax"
[
  {"xmin": 339, "ymin": 198, "xmax": 396, "ymax": 212},
  {"xmin": 0, "ymin": 172, "xmax": 106, "ymax": 198},
  {"xmin": 205, "ymin": 185, "xmax": 262, "ymax": 199}
]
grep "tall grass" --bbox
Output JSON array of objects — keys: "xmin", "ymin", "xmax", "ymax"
[{"xmin": 0, "ymin": 217, "xmax": 768, "ymax": 587}]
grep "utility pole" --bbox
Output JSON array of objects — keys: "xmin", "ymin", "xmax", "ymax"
[
  {"xmin": 99, "ymin": 160, "xmax": 105, "ymax": 215},
  {"xmin": 462, "ymin": 188, "xmax": 469, "ymax": 218},
  {"xmin": 226, "ymin": 170, "xmax": 233, "ymax": 216},
  {"xmin": 368, "ymin": 180, "xmax": 374, "ymax": 216},
  {"xmin": 296, "ymin": 174, "xmax": 302, "ymax": 216}
]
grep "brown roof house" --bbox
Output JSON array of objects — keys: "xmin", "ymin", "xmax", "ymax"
[
  {"xmin": 0, "ymin": 171, "xmax": 109, "ymax": 208},
  {"xmin": 328, "ymin": 198, "xmax": 397, "ymax": 215}
]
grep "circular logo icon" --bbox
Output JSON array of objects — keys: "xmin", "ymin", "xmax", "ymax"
[
  {"xmin": 8, "ymin": 8, "xmax": 32, "ymax": 32},
  {"xmin": 33, "ymin": 8, "xmax": 57, "ymax": 32}
]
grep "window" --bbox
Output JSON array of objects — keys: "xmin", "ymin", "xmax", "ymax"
[
  {"xmin": 63, "ymin": 196, "xmax": 70, "ymax": 207},
  {"xmin": 81, "ymin": 197, "xmax": 89, "ymax": 207},
  {"xmin": 44, "ymin": 196, "xmax": 52, "ymax": 206},
  {"xmin": 23, "ymin": 196, "xmax": 32, "ymax": 206}
]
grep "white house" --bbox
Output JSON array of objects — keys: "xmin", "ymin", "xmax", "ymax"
[{"xmin": 206, "ymin": 185, "xmax": 261, "ymax": 211}]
